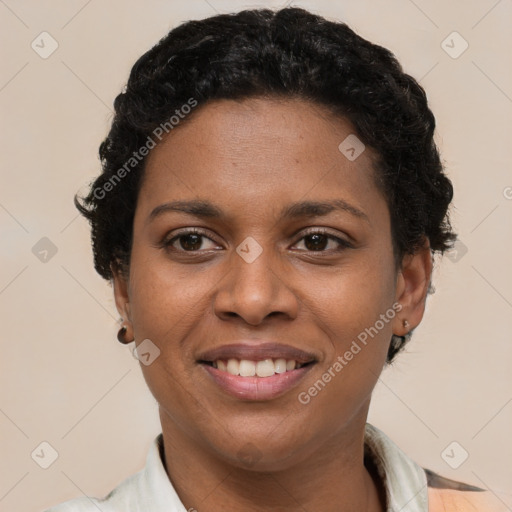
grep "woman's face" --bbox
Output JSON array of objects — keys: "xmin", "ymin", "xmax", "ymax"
[{"xmin": 114, "ymin": 97, "xmax": 428, "ymax": 470}]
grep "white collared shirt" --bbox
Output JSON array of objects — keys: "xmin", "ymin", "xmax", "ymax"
[{"xmin": 43, "ymin": 424, "xmax": 434, "ymax": 512}]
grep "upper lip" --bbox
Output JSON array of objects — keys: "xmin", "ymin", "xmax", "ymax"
[{"xmin": 197, "ymin": 342, "xmax": 317, "ymax": 364}]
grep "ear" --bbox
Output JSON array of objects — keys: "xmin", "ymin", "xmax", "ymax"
[
  {"xmin": 111, "ymin": 263, "xmax": 132, "ymax": 327},
  {"xmin": 392, "ymin": 239, "xmax": 433, "ymax": 336}
]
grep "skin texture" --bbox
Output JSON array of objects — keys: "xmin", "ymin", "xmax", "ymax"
[{"xmin": 113, "ymin": 97, "xmax": 432, "ymax": 512}]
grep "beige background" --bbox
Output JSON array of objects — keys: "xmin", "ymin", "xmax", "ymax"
[{"xmin": 1, "ymin": 1, "xmax": 511, "ymax": 511}]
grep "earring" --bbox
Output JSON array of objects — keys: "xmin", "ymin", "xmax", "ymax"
[
  {"xmin": 117, "ymin": 324, "xmax": 133, "ymax": 344},
  {"xmin": 403, "ymin": 319, "xmax": 410, "ymax": 331}
]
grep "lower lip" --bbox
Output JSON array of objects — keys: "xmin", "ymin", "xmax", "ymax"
[{"xmin": 201, "ymin": 364, "xmax": 314, "ymax": 401}]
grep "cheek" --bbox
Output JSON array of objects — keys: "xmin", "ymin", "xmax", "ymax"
[
  {"xmin": 126, "ymin": 255, "xmax": 210, "ymax": 424},
  {"xmin": 296, "ymin": 278, "xmax": 395, "ymax": 436},
  {"xmin": 300, "ymin": 256, "xmax": 396, "ymax": 410},
  {"xmin": 127, "ymin": 246, "xmax": 212, "ymax": 339},
  {"xmin": 306, "ymin": 254, "xmax": 397, "ymax": 340}
]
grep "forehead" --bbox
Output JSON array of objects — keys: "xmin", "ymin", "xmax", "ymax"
[
  {"xmin": 139, "ymin": 97, "xmax": 385, "ymax": 223},
  {"xmin": 146, "ymin": 96, "xmax": 372, "ymax": 163}
]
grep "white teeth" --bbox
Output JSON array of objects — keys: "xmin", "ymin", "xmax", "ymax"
[
  {"xmin": 211, "ymin": 358, "xmax": 307, "ymax": 377},
  {"xmin": 256, "ymin": 359, "xmax": 275, "ymax": 377},
  {"xmin": 239, "ymin": 360, "xmax": 256, "ymax": 377},
  {"xmin": 226, "ymin": 358, "xmax": 239, "ymax": 375},
  {"xmin": 274, "ymin": 358, "xmax": 287, "ymax": 374}
]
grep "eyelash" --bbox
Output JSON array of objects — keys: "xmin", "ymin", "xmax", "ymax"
[{"xmin": 160, "ymin": 227, "xmax": 352, "ymax": 254}]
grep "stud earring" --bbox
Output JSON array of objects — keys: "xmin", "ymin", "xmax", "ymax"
[{"xmin": 403, "ymin": 319, "xmax": 410, "ymax": 331}]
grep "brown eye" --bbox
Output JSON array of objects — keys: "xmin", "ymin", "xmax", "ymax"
[
  {"xmin": 293, "ymin": 229, "xmax": 352, "ymax": 253},
  {"xmin": 162, "ymin": 229, "xmax": 220, "ymax": 252},
  {"xmin": 304, "ymin": 233, "xmax": 329, "ymax": 251},
  {"xmin": 176, "ymin": 233, "xmax": 203, "ymax": 251}
]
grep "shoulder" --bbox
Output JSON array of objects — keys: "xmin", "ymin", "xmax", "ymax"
[
  {"xmin": 42, "ymin": 496, "xmax": 100, "ymax": 512},
  {"xmin": 41, "ymin": 433, "xmax": 185, "ymax": 512},
  {"xmin": 41, "ymin": 469, "xmax": 145, "ymax": 512},
  {"xmin": 428, "ymin": 487, "xmax": 509, "ymax": 512},
  {"xmin": 426, "ymin": 470, "xmax": 509, "ymax": 512}
]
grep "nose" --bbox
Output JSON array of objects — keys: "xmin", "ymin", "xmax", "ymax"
[{"xmin": 213, "ymin": 246, "xmax": 299, "ymax": 326}]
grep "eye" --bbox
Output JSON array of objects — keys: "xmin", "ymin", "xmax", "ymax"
[
  {"xmin": 162, "ymin": 229, "xmax": 221, "ymax": 252},
  {"xmin": 160, "ymin": 227, "xmax": 352, "ymax": 254},
  {"xmin": 292, "ymin": 228, "xmax": 352, "ymax": 252}
]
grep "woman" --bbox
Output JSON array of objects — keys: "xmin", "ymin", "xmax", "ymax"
[{"xmin": 45, "ymin": 7, "xmax": 506, "ymax": 512}]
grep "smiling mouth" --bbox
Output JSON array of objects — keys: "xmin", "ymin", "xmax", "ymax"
[
  {"xmin": 196, "ymin": 342, "xmax": 318, "ymax": 400},
  {"xmin": 200, "ymin": 358, "xmax": 314, "ymax": 378}
]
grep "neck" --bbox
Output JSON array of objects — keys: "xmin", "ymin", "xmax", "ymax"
[{"xmin": 158, "ymin": 407, "xmax": 386, "ymax": 512}]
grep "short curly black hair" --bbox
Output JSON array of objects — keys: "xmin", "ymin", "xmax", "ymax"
[{"xmin": 76, "ymin": 7, "xmax": 456, "ymax": 362}]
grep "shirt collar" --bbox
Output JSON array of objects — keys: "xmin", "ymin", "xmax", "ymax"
[
  {"xmin": 139, "ymin": 423, "xmax": 428, "ymax": 512},
  {"xmin": 139, "ymin": 434, "xmax": 188, "ymax": 510},
  {"xmin": 364, "ymin": 423, "xmax": 428, "ymax": 511}
]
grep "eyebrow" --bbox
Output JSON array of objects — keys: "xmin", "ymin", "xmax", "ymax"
[
  {"xmin": 281, "ymin": 199, "xmax": 369, "ymax": 222},
  {"xmin": 148, "ymin": 199, "xmax": 369, "ymax": 223}
]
